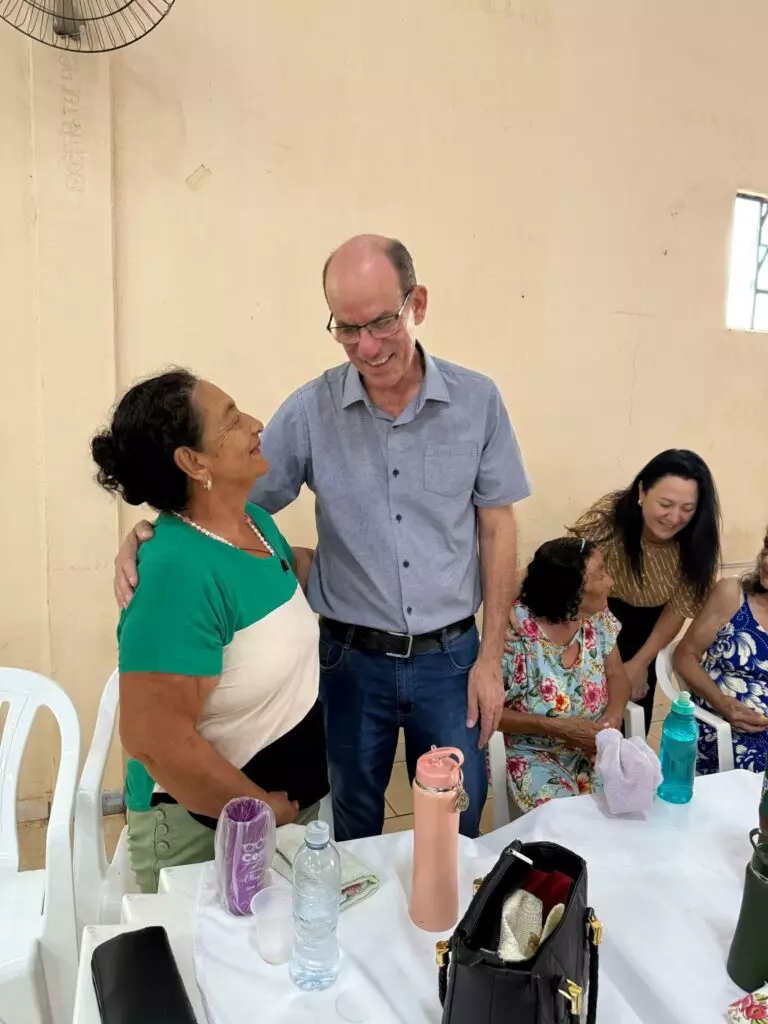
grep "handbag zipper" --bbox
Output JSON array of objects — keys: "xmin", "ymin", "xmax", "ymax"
[{"xmin": 459, "ymin": 841, "xmax": 524, "ymax": 936}]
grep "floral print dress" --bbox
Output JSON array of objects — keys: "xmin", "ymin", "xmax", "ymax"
[
  {"xmin": 501, "ymin": 604, "xmax": 620, "ymax": 811},
  {"xmin": 692, "ymin": 591, "xmax": 768, "ymax": 776}
]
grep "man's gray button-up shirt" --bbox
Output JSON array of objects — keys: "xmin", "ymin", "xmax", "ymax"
[{"xmin": 250, "ymin": 348, "xmax": 530, "ymax": 634}]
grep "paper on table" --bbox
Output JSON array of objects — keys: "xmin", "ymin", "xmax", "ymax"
[{"xmin": 272, "ymin": 824, "xmax": 379, "ymax": 911}]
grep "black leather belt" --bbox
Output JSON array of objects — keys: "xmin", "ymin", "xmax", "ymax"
[{"xmin": 320, "ymin": 615, "xmax": 475, "ymax": 659}]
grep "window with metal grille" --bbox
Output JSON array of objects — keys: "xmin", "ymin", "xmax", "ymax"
[{"xmin": 726, "ymin": 192, "xmax": 768, "ymax": 332}]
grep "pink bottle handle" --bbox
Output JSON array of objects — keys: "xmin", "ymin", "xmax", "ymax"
[{"xmin": 440, "ymin": 747, "xmax": 464, "ymax": 766}]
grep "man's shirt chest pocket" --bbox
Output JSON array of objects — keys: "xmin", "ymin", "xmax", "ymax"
[{"xmin": 423, "ymin": 442, "xmax": 479, "ymax": 497}]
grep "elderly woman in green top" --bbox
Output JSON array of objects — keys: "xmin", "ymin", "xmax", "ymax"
[{"xmin": 91, "ymin": 369, "xmax": 328, "ymax": 892}]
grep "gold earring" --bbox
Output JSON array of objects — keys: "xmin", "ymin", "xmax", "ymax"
[{"xmin": 204, "ymin": 478, "xmax": 212, "ymax": 492}]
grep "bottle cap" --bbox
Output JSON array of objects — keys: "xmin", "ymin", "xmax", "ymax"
[
  {"xmin": 305, "ymin": 820, "xmax": 330, "ymax": 848},
  {"xmin": 672, "ymin": 690, "xmax": 695, "ymax": 716},
  {"xmin": 415, "ymin": 746, "xmax": 464, "ymax": 789}
]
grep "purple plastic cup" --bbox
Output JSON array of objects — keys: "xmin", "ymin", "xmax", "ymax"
[{"xmin": 214, "ymin": 797, "xmax": 276, "ymax": 916}]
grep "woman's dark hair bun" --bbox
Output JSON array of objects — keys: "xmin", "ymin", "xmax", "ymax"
[
  {"xmin": 90, "ymin": 369, "xmax": 202, "ymax": 513},
  {"xmin": 91, "ymin": 432, "xmax": 121, "ymax": 491},
  {"xmin": 91, "ymin": 429, "xmax": 156, "ymax": 508}
]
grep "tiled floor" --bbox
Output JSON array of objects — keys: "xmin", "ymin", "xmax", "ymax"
[
  {"xmin": 18, "ymin": 812, "xmax": 126, "ymax": 872},
  {"xmin": 16, "ymin": 690, "xmax": 671, "ymax": 870}
]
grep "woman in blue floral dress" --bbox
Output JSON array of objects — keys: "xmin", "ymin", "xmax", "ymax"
[
  {"xmin": 501, "ymin": 538, "xmax": 631, "ymax": 811},
  {"xmin": 674, "ymin": 530, "xmax": 768, "ymax": 774}
]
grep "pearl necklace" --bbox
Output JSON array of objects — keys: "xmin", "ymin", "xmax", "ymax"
[{"xmin": 173, "ymin": 512, "xmax": 277, "ymax": 558}]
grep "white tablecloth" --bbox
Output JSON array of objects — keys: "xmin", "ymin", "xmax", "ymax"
[{"xmin": 90, "ymin": 770, "xmax": 760, "ymax": 1024}]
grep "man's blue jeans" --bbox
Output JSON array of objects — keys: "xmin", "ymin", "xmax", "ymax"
[{"xmin": 319, "ymin": 622, "xmax": 487, "ymax": 841}]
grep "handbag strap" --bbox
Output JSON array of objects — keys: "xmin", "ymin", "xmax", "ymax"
[
  {"xmin": 437, "ymin": 940, "xmax": 449, "ymax": 1007},
  {"xmin": 586, "ymin": 927, "xmax": 599, "ymax": 1024}
]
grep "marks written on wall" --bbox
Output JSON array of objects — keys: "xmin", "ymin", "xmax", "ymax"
[
  {"xmin": 481, "ymin": 0, "xmax": 516, "ymax": 13},
  {"xmin": 186, "ymin": 164, "xmax": 212, "ymax": 192},
  {"xmin": 60, "ymin": 53, "xmax": 86, "ymax": 193}
]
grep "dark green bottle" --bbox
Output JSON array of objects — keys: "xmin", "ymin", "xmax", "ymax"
[{"xmin": 726, "ymin": 828, "xmax": 768, "ymax": 991}]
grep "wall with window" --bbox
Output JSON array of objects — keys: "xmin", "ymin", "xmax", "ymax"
[{"xmin": 1, "ymin": 0, "xmax": 767, "ymax": 803}]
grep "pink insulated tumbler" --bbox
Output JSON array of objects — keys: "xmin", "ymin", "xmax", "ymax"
[{"xmin": 409, "ymin": 746, "xmax": 467, "ymax": 932}]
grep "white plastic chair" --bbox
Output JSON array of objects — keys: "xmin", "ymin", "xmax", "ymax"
[
  {"xmin": 0, "ymin": 669, "xmax": 80, "ymax": 1024},
  {"xmin": 73, "ymin": 670, "xmax": 138, "ymax": 932},
  {"xmin": 487, "ymin": 701, "xmax": 646, "ymax": 831},
  {"xmin": 655, "ymin": 642, "xmax": 734, "ymax": 772}
]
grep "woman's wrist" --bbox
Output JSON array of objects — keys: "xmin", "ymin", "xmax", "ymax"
[
  {"xmin": 708, "ymin": 692, "xmax": 733, "ymax": 717},
  {"xmin": 540, "ymin": 716, "xmax": 570, "ymax": 741},
  {"xmin": 603, "ymin": 702, "xmax": 625, "ymax": 724},
  {"xmin": 630, "ymin": 649, "xmax": 653, "ymax": 670},
  {"xmin": 500, "ymin": 710, "xmax": 570, "ymax": 740}
]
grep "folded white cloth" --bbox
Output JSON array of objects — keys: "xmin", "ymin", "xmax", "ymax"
[
  {"xmin": 272, "ymin": 823, "xmax": 380, "ymax": 911},
  {"xmin": 595, "ymin": 728, "xmax": 662, "ymax": 815},
  {"xmin": 498, "ymin": 890, "xmax": 565, "ymax": 961},
  {"xmin": 498, "ymin": 890, "xmax": 542, "ymax": 961}
]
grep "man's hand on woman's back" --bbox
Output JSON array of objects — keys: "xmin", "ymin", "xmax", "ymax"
[{"xmin": 114, "ymin": 520, "xmax": 154, "ymax": 608}]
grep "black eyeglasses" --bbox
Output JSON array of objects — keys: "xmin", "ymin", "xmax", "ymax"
[{"xmin": 326, "ymin": 289, "xmax": 413, "ymax": 345}]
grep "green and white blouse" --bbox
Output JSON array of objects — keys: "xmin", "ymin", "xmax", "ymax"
[{"xmin": 119, "ymin": 502, "xmax": 325, "ymax": 815}]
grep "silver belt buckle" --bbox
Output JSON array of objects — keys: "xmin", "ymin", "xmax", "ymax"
[{"xmin": 385, "ymin": 631, "xmax": 414, "ymax": 659}]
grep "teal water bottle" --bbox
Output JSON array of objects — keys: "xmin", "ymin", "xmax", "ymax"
[{"xmin": 657, "ymin": 691, "xmax": 699, "ymax": 804}]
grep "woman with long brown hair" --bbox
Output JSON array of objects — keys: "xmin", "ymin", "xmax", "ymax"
[{"xmin": 570, "ymin": 450, "xmax": 721, "ymax": 733}]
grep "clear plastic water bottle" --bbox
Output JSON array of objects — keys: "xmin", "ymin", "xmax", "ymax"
[
  {"xmin": 657, "ymin": 690, "xmax": 699, "ymax": 804},
  {"xmin": 289, "ymin": 820, "xmax": 341, "ymax": 991}
]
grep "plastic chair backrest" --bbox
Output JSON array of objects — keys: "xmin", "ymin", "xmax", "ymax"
[
  {"xmin": 74, "ymin": 669, "xmax": 119, "ymax": 931},
  {"xmin": 0, "ymin": 667, "xmax": 80, "ymax": 1020},
  {"xmin": 655, "ymin": 641, "xmax": 682, "ymax": 703},
  {"xmin": 655, "ymin": 641, "xmax": 735, "ymax": 771}
]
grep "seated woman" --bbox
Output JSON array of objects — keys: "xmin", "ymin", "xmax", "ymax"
[
  {"xmin": 674, "ymin": 529, "xmax": 768, "ymax": 775},
  {"xmin": 91, "ymin": 369, "xmax": 329, "ymax": 892},
  {"xmin": 500, "ymin": 538, "xmax": 630, "ymax": 811}
]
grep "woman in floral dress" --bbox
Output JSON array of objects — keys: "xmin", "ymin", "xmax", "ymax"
[
  {"xmin": 501, "ymin": 538, "xmax": 631, "ymax": 811},
  {"xmin": 674, "ymin": 529, "xmax": 768, "ymax": 775}
]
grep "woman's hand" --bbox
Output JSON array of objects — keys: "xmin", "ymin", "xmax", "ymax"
[
  {"xmin": 716, "ymin": 697, "xmax": 768, "ymax": 734},
  {"xmin": 623, "ymin": 655, "xmax": 650, "ymax": 701},
  {"xmin": 267, "ymin": 791, "xmax": 300, "ymax": 826},
  {"xmin": 557, "ymin": 718, "xmax": 602, "ymax": 753},
  {"xmin": 597, "ymin": 708, "xmax": 623, "ymax": 731}
]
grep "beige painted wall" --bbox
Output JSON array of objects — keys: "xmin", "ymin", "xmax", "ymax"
[{"xmin": 2, "ymin": 0, "xmax": 767, "ymax": 802}]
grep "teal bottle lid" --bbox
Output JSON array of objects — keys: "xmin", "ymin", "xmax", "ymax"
[{"xmin": 672, "ymin": 690, "xmax": 695, "ymax": 716}]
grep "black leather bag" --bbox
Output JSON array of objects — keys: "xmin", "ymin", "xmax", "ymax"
[
  {"xmin": 91, "ymin": 925, "xmax": 197, "ymax": 1024},
  {"xmin": 437, "ymin": 840, "xmax": 601, "ymax": 1024}
]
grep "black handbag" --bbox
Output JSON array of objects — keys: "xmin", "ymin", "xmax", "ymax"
[{"xmin": 437, "ymin": 840, "xmax": 601, "ymax": 1024}]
